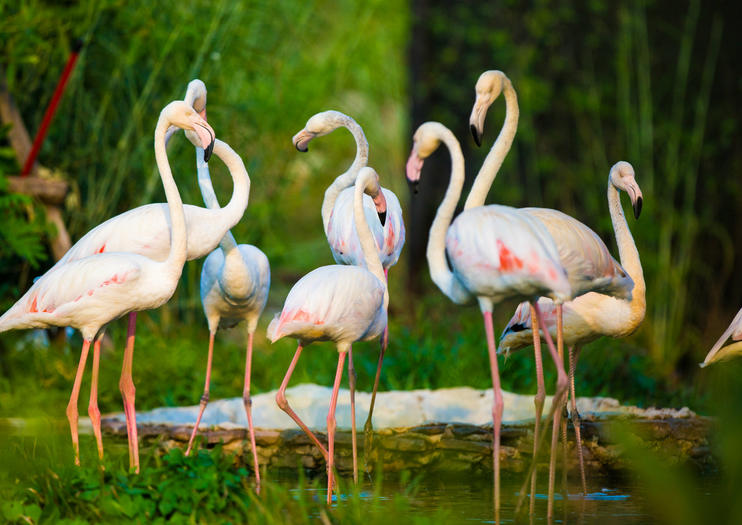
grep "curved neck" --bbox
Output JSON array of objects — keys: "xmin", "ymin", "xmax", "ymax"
[
  {"xmin": 608, "ymin": 183, "xmax": 645, "ymax": 306},
  {"xmin": 353, "ymin": 180, "xmax": 388, "ymax": 308},
  {"xmin": 154, "ymin": 119, "xmax": 186, "ymax": 269},
  {"xmin": 321, "ymin": 117, "xmax": 369, "ymax": 233},
  {"xmin": 197, "ymin": 139, "xmax": 250, "ymax": 249},
  {"xmin": 427, "ymin": 127, "xmax": 472, "ymax": 304},
  {"xmin": 195, "ymin": 145, "xmax": 239, "ymax": 252},
  {"xmin": 464, "ymin": 78, "xmax": 519, "ymax": 210}
]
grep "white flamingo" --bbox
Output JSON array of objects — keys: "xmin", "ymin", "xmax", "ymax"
[
  {"xmin": 406, "ymin": 121, "xmax": 572, "ymax": 516},
  {"xmin": 0, "ymin": 101, "xmax": 215, "ymax": 472},
  {"xmin": 267, "ymin": 166, "xmax": 389, "ymax": 504},
  {"xmin": 469, "ymin": 70, "xmax": 638, "ymax": 511},
  {"xmin": 292, "ymin": 110, "xmax": 405, "ymax": 472},
  {"xmin": 180, "ymin": 84, "xmax": 270, "ymax": 491},
  {"xmin": 701, "ymin": 307, "xmax": 742, "ymax": 366}
]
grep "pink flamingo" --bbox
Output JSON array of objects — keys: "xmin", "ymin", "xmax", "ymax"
[
  {"xmin": 0, "ymin": 101, "xmax": 215, "ymax": 472},
  {"xmin": 181, "ymin": 83, "xmax": 270, "ymax": 491},
  {"xmin": 469, "ymin": 70, "xmax": 639, "ymax": 511},
  {"xmin": 406, "ymin": 121, "xmax": 572, "ymax": 517},
  {"xmin": 701, "ymin": 307, "xmax": 742, "ymax": 366},
  {"xmin": 267, "ymin": 166, "xmax": 389, "ymax": 504},
  {"xmin": 499, "ymin": 162, "xmax": 645, "ymax": 511},
  {"xmin": 292, "ymin": 110, "xmax": 405, "ymax": 475}
]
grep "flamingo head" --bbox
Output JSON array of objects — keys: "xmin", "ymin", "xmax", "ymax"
[
  {"xmin": 406, "ymin": 122, "xmax": 447, "ymax": 193},
  {"xmin": 357, "ymin": 167, "xmax": 387, "ymax": 226},
  {"xmin": 292, "ymin": 110, "xmax": 348, "ymax": 152},
  {"xmin": 165, "ymin": 79, "xmax": 208, "ymax": 148},
  {"xmin": 469, "ymin": 70, "xmax": 507, "ymax": 147},
  {"xmin": 162, "ymin": 100, "xmax": 215, "ymax": 162},
  {"xmin": 610, "ymin": 161, "xmax": 643, "ymax": 219}
]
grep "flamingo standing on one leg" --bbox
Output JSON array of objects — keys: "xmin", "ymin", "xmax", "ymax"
[
  {"xmin": 468, "ymin": 70, "xmax": 638, "ymax": 513},
  {"xmin": 0, "ymin": 101, "xmax": 215, "ymax": 471},
  {"xmin": 181, "ymin": 84, "xmax": 270, "ymax": 492},
  {"xmin": 499, "ymin": 162, "xmax": 646, "ymax": 512},
  {"xmin": 701, "ymin": 307, "xmax": 742, "ymax": 366},
  {"xmin": 292, "ymin": 110, "xmax": 405, "ymax": 479},
  {"xmin": 406, "ymin": 121, "xmax": 573, "ymax": 518},
  {"xmin": 267, "ymin": 167, "xmax": 389, "ymax": 504}
]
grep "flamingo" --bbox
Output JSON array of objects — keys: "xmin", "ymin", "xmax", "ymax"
[
  {"xmin": 469, "ymin": 70, "xmax": 638, "ymax": 511},
  {"xmin": 701, "ymin": 307, "xmax": 742, "ymax": 366},
  {"xmin": 499, "ymin": 162, "xmax": 645, "ymax": 511},
  {"xmin": 406, "ymin": 121, "xmax": 572, "ymax": 517},
  {"xmin": 267, "ymin": 166, "xmax": 389, "ymax": 504},
  {"xmin": 181, "ymin": 86, "xmax": 270, "ymax": 491},
  {"xmin": 292, "ymin": 110, "xmax": 405, "ymax": 475},
  {"xmin": 0, "ymin": 101, "xmax": 215, "ymax": 472}
]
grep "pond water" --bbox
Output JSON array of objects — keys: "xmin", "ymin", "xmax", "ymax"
[{"xmin": 273, "ymin": 469, "xmax": 659, "ymax": 523}]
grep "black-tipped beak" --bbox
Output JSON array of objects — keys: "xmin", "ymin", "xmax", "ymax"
[
  {"xmin": 471, "ymin": 124, "xmax": 482, "ymax": 147},
  {"xmin": 633, "ymin": 196, "xmax": 642, "ymax": 219},
  {"xmin": 204, "ymin": 137, "xmax": 215, "ymax": 162},
  {"xmin": 378, "ymin": 211, "xmax": 387, "ymax": 226},
  {"xmin": 407, "ymin": 179, "xmax": 419, "ymax": 195},
  {"xmin": 295, "ymin": 140, "xmax": 308, "ymax": 153}
]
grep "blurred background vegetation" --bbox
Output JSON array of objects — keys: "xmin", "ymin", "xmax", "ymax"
[{"xmin": 0, "ymin": 0, "xmax": 739, "ymax": 423}]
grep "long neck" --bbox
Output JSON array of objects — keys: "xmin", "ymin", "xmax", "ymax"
[
  {"xmin": 464, "ymin": 78, "xmax": 519, "ymax": 210},
  {"xmin": 608, "ymin": 183, "xmax": 645, "ymax": 311},
  {"xmin": 202, "ymin": 139, "xmax": 250, "ymax": 248},
  {"xmin": 195, "ymin": 145, "xmax": 238, "ymax": 252},
  {"xmin": 154, "ymin": 121, "xmax": 186, "ymax": 269},
  {"xmin": 353, "ymin": 181, "xmax": 388, "ymax": 309},
  {"xmin": 321, "ymin": 118, "xmax": 369, "ymax": 233},
  {"xmin": 427, "ymin": 128, "xmax": 472, "ymax": 304}
]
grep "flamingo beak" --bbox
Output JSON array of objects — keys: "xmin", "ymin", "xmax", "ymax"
[
  {"xmin": 626, "ymin": 180, "xmax": 643, "ymax": 219},
  {"xmin": 469, "ymin": 95, "xmax": 490, "ymax": 147},
  {"xmin": 373, "ymin": 191, "xmax": 387, "ymax": 226},
  {"xmin": 292, "ymin": 129, "xmax": 315, "ymax": 152},
  {"xmin": 405, "ymin": 148, "xmax": 424, "ymax": 195},
  {"xmin": 191, "ymin": 120, "xmax": 215, "ymax": 162}
]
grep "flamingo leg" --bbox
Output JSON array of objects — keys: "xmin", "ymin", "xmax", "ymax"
[
  {"xmin": 67, "ymin": 339, "xmax": 91, "ymax": 466},
  {"xmin": 88, "ymin": 337, "xmax": 104, "ymax": 462},
  {"xmin": 515, "ymin": 302, "xmax": 568, "ymax": 516},
  {"xmin": 569, "ymin": 344, "xmax": 587, "ymax": 495},
  {"xmin": 547, "ymin": 303, "xmax": 567, "ymax": 518},
  {"xmin": 186, "ymin": 331, "xmax": 216, "ymax": 456},
  {"xmin": 326, "ymin": 348, "xmax": 348, "ymax": 504},
  {"xmin": 348, "ymin": 345, "xmax": 358, "ymax": 484},
  {"xmin": 483, "ymin": 311, "xmax": 503, "ymax": 519},
  {"xmin": 119, "ymin": 311, "xmax": 139, "ymax": 473},
  {"xmin": 243, "ymin": 331, "xmax": 261, "ymax": 488},
  {"xmin": 363, "ymin": 267, "xmax": 388, "ymax": 467},
  {"xmin": 275, "ymin": 344, "xmax": 329, "ymax": 461},
  {"xmin": 529, "ymin": 305, "xmax": 545, "ymax": 515}
]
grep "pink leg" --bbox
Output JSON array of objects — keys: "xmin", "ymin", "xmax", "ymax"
[
  {"xmin": 483, "ymin": 311, "xmax": 503, "ymax": 517},
  {"xmin": 326, "ymin": 348, "xmax": 348, "ymax": 505},
  {"xmin": 119, "ymin": 311, "xmax": 139, "ymax": 473},
  {"xmin": 275, "ymin": 344, "xmax": 329, "ymax": 461},
  {"xmin": 243, "ymin": 332, "xmax": 261, "ymax": 488},
  {"xmin": 569, "ymin": 345, "xmax": 587, "ymax": 495},
  {"xmin": 348, "ymin": 346, "xmax": 358, "ymax": 484},
  {"xmin": 529, "ymin": 305, "xmax": 545, "ymax": 515},
  {"xmin": 67, "ymin": 339, "xmax": 91, "ymax": 466},
  {"xmin": 186, "ymin": 331, "xmax": 216, "ymax": 456},
  {"xmin": 547, "ymin": 303, "xmax": 567, "ymax": 518},
  {"xmin": 364, "ymin": 268, "xmax": 389, "ymax": 456},
  {"xmin": 515, "ymin": 302, "xmax": 568, "ymax": 516},
  {"xmin": 88, "ymin": 338, "xmax": 104, "ymax": 462}
]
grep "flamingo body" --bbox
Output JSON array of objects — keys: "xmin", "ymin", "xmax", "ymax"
[{"xmin": 327, "ymin": 187, "xmax": 404, "ymax": 269}]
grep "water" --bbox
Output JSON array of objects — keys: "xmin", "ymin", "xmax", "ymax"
[{"xmin": 272, "ymin": 470, "xmax": 656, "ymax": 523}]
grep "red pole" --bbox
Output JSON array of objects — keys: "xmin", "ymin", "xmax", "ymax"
[{"xmin": 21, "ymin": 38, "xmax": 84, "ymax": 176}]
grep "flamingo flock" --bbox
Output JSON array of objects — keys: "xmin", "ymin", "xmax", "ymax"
[{"xmin": 1, "ymin": 68, "xmax": 724, "ymax": 518}]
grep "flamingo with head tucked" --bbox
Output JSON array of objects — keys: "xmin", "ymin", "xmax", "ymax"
[
  {"xmin": 292, "ymin": 110, "xmax": 405, "ymax": 477},
  {"xmin": 406, "ymin": 121, "xmax": 572, "ymax": 517},
  {"xmin": 178, "ymin": 82, "xmax": 270, "ymax": 490},
  {"xmin": 469, "ymin": 70, "xmax": 640, "ymax": 512},
  {"xmin": 267, "ymin": 166, "xmax": 389, "ymax": 504},
  {"xmin": 0, "ymin": 101, "xmax": 215, "ymax": 472}
]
